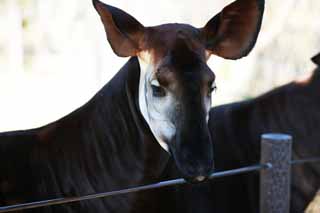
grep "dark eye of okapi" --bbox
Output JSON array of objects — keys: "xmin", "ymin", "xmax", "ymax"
[
  {"xmin": 208, "ymin": 82, "xmax": 217, "ymax": 97},
  {"xmin": 151, "ymin": 85, "xmax": 166, "ymax": 97}
]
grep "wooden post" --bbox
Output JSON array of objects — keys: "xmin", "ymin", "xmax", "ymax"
[{"xmin": 260, "ymin": 133, "xmax": 292, "ymax": 213}]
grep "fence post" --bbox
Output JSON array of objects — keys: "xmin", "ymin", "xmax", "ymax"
[{"xmin": 260, "ymin": 133, "xmax": 292, "ymax": 213}]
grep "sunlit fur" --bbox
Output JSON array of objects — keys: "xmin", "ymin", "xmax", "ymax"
[
  {"xmin": 0, "ymin": 0, "xmax": 265, "ymax": 211},
  {"xmin": 138, "ymin": 51, "xmax": 214, "ymax": 153},
  {"xmin": 138, "ymin": 52, "xmax": 172, "ymax": 152}
]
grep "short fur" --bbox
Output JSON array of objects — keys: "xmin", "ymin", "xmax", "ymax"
[
  {"xmin": 207, "ymin": 53, "xmax": 320, "ymax": 213},
  {"xmin": 93, "ymin": 0, "xmax": 265, "ymax": 181},
  {"xmin": 0, "ymin": 58, "xmax": 174, "ymax": 213},
  {"xmin": 0, "ymin": 0, "xmax": 265, "ymax": 211}
]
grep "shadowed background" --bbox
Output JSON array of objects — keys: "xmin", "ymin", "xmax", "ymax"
[{"xmin": 0, "ymin": 0, "xmax": 319, "ymax": 132}]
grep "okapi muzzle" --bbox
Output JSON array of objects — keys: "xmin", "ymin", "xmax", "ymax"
[
  {"xmin": 172, "ymin": 93, "xmax": 214, "ymax": 182},
  {"xmin": 93, "ymin": 0, "xmax": 265, "ymax": 183}
]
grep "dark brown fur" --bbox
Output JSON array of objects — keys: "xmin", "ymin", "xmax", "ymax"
[
  {"xmin": 93, "ymin": 0, "xmax": 264, "ymax": 181},
  {"xmin": 208, "ymin": 54, "xmax": 320, "ymax": 213},
  {"xmin": 0, "ymin": 0, "xmax": 265, "ymax": 212}
]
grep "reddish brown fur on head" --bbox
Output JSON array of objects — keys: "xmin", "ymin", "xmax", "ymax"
[
  {"xmin": 93, "ymin": 0, "xmax": 265, "ymax": 182},
  {"xmin": 139, "ymin": 24, "xmax": 207, "ymax": 65},
  {"xmin": 93, "ymin": 0, "xmax": 264, "ymax": 61}
]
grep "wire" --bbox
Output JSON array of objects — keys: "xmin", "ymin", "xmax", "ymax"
[
  {"xmin": 291, "ymin": 157, "xmax": 320, "ymax": 165},
  {"xmin": 4, "ymin": 156, "xmax": 320, "ymax": 213},
  {"xmin": 0, "ymin": 163, "xmax": 269, "ymax": 213}
]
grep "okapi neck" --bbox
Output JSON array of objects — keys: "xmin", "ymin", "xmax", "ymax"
[{"xmin": 82, "ymin": 57, "xmax": 170, "ymax": 180}]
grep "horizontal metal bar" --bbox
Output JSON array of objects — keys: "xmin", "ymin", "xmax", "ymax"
[
  {"xmin": 210, "ymin": 163, "xmax": 272, "ymax": 179},
  {"xmin": 291, "ymin": 157, "xmax": 320, "ymax": 165},
  {"xmin": 0, "ymin": 163, "xmax": 269, "ymax": 213}
]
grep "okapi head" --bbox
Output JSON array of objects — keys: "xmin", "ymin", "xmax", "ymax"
[{"xmin": 93, "ymin": 0, "xmax": 264, "ymax": 182}]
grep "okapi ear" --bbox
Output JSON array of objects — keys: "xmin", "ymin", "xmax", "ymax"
[
  {"xmin": 311, "ymin": 53, "xmax": 320, "ymax": 66},
  {"xmin": 93, "ymin": 0, "xmax": 145, "ymax": 57},
  {"xmin": 201, "ymin": 0, "xmax": 265, "ymax": 60}
]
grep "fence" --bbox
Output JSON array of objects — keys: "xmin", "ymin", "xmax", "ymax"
[{"xmin": 0, "ymin": 133, "xmax": 320, "ymax": 213}]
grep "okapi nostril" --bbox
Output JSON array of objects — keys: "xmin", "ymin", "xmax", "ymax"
[
  {"xmin": 195, "ymin": 176, "xmax": 206, "ymax": 182},
  {"xmin": 184, "ymin": 175, "xmax": 209, "ymax": 184}
]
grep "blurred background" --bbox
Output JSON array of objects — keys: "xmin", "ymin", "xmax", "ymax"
[{"xmin": 0, "ymin": 0, "xmax": 319, "ymax": 131}]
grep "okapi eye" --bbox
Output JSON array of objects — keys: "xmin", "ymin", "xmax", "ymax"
[
  {"xmin": 151, "ymin": 80, "xmax": 166, "ymax": 97},
  {"xmin": 208, "ymin": 82, "xmax": 217, "ymax": 96}
]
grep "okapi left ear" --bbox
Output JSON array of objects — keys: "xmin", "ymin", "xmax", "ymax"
[
  {"xmin": 201, "ymin": 0, "xmax": 265, "ymax": 60},
  {"xmin": 311, "ymin": 53, "xmax": 320, "ymax": 66},
  {"xmin": 93, "ymin": 0, "xmax": 145, "ymax": 57}
]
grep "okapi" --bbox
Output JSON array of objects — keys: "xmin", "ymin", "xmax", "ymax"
[
  {"xmin": 207, "ymin": 52, "xmax": 320, "ymax": 213},
  {"xmin": 0, "ymin": 0, "xmax": 264, "ymax": 212}
]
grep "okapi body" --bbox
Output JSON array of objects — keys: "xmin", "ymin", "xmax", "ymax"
[
  {"xmin": 208, "ymin": 52, "xmax": 320, "ymax": 213},
  {"xmin": 0, "ymin": 0, "xmax": 264, "ymax": 212},
  {"xmin": 0, "ymin": 58, "xmax": 172, "ymax": 213}
]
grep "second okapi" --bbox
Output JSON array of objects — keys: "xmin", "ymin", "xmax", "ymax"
[
  {"xmin": 208, "ymin": 52, "xmax": 320, "ymax": 213},
  {"xmin": 0, "ymin": 0, "xmax": 264, "ymax": 212}
]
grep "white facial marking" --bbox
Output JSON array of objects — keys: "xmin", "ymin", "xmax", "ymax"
[
  {"xmin": 138, "ymin": 51, "xmax": 175, "ymax": 153},
  {"xmin": 151, "ymin": 79, "xmax": 160, "ymax": 87},
  {"xmin": 137, "ymin": 51, "xmax": 213, "ymax": 152},
  {"xmin": 205, "ymin": 98, "xmax": 212, "ymax": 123}
]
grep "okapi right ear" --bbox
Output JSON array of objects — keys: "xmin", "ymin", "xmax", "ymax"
[
  {"xmin": 93, "ymin": 0, "xmax": 145, "ymax": 57},
  {"xmin": 201, "ymin": 0, "xmax": 265, "ymax": 60},
  {"xmin": 311, "ymin": 53, "xmax": 320, "ymax": 66}
]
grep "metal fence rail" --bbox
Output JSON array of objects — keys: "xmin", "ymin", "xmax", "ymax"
[
  {"xmin": 1, "ymin": 133, "xmax": 320, "ymax": 213},
  {"xmin": 291, "ymin": 157, "xmax": 320, "ymax": 165},
  {"xmin": 0, "ymin": 164, "xmax": 269, "ymax": 213}
]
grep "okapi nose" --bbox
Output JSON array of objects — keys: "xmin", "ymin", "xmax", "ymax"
[
  {"xmin": 184, "ymin": 175, "xmax": 209, "ymax": 184},
  {"xmin": 182, "ymin": 164, "xmax": 214, "ymax": 183}
]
